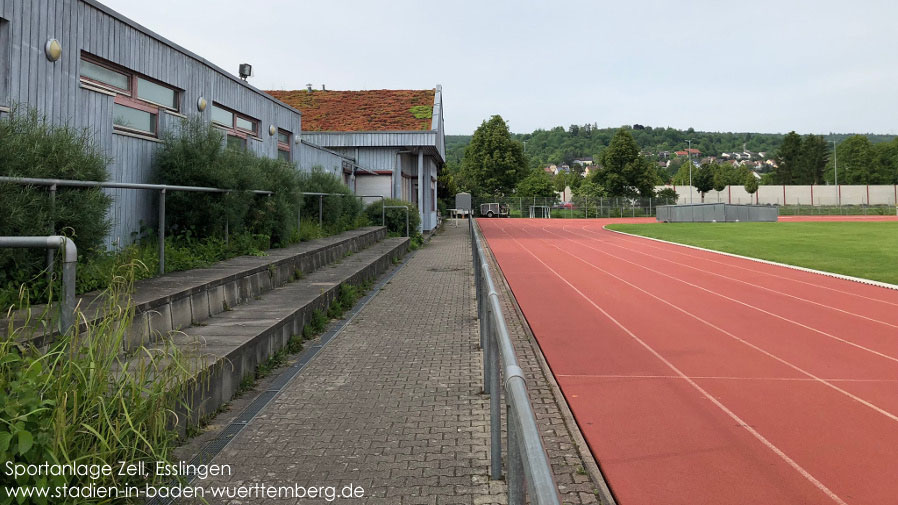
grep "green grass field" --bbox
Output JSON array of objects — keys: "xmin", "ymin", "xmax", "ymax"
[{"xmin": 606, "ymin": 222, "xmax": 898, "ymax": 285}]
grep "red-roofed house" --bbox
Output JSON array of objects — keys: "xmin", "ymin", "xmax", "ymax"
[{"xmin": 267, "ymin": 86, "xmax": 445, "ymax": 232}]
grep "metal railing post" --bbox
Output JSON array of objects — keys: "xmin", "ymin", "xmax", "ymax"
[
  {"xmin": 319, "ymin": 195, "xmax": 323, "ymax": 229},
  {"xmin": 470, "ymin": 219, "xmax": 562, "ymax": 505},
  {"xmin": 405, "ymin": 208, "xmax": 409, "ymax": 237},
  {"xmin": 0, "ymin": 236, "xmax": 77, "ymax": 336},
  {"xmin": 158, "ymin": 188, "xmax": 166, "ymax": 275},
  {"xmin": 47, "ymin": 183, "xmax": 57, "ymax": 285},
  {"xmin": 482, "ymin": 275, "xmax": 492, "ymax": 394},
  {"xmin": 488, "ymin": 300, "xmax": 502, "ymax": 479},
  {"xmin": 381, "ymin": 196, "xmax": 385, "ymax": 227},
  {"xmin": 507, "ymin": 405, "xmax": 525, "ymax": 505}
]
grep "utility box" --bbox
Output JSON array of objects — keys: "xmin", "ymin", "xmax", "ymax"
[{"xmin": 455, "ymin": 192, "xmax": 472, "ymax": 213}]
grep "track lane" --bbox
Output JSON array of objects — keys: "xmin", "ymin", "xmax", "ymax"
[
  {"xmin": 548, "ymin": 224, "xmax": 898, "ymax": 370},
  {"xmin": 481, "ymin": 218, "xmax": 898, "ymax": 505},
  {"xmin": 581, "ymin": 224, "xmax": 898, "ymax": 327}
]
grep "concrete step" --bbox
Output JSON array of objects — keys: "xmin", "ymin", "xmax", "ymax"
[
  {"xmin": 3, "ymin": 227, "xmax": 387, "ymax": 349},
  {"xmin": 124, "ymin": 236, "xmax": 410, "ymax": 430}
]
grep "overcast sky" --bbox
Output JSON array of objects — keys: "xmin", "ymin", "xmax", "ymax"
[{"xmin": 102, "ymin": 0, "xmax": 898, "ymax": 136}]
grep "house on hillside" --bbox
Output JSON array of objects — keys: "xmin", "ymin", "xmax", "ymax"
[
  {"xmin": 572, "ymin": 156, "xmax": 593, "ymax": 166},
  {"xmin": 267, "ymin": 87, "xmax": 445, "ymax": 232},
  {"xmin": 0, "ymin": 0, "xmax": 314, "ymax": 246}
]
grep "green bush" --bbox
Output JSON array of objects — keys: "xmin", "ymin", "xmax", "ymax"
[
  {"xmin": 365, "ymin": 198, "xmax": 420, "ymax": 235},
  {"xmin": 0, "ymin": 106, "xmax": 112, "ymax": 307},
  {"xmin": 298, "ymin": 167, "xmax": 363, "ymax": 235},
  {"xmin": 153, "ymin": 120, "xmax": 361, "ymax": 246},
  {"xmin": 0, "ymin": 276, "xmax": 194, "ymax": 504},
  {"xmin": 153, "ymin": 118, "xmax": 269, "ymax": 240}
]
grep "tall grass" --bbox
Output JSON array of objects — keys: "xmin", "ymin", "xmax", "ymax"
[{"xmin": 0, "ymin": 264, "xmax": 196, "ymax": 504}]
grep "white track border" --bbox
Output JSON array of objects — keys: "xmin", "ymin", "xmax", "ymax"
[{"xmin": 602, "ymin": 225, "xmax": 898, "ymax": 292}]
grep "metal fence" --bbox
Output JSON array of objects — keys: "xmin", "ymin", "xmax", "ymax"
[
  {"xmin": 469, "ymin": 216, "xmax": 561, "ymax": 505},
  {"xmin": 472, "ymin": 196, "xmax": 672, "ymax": 219},
  {"xmin": 0, "ymin": 177, "xmax": 385, "ymax": 275}
]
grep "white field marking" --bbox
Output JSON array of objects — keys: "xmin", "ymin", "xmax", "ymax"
[
  {"xmin": 549, "ymin": 225, "xmax": 898, "ymax": 365},
  {"xmin": 556, "ymin": 374, "xmax": 898, "ymax": 383},
  {"xmin": 597, "ymin": 225, "xmax": 898, "ymax": 306},
  {"xmin": 524, "ymin": 224, "xmax": 898, "ymax": 425},
  {"xmin": 560, "ymin": 225, "xmax": 898, "ymax": 330},
  {"xmin": 491, "ymin": 224, "xmax": 849, "ymax": 505}
]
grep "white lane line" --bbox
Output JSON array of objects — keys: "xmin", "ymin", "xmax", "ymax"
[
  {"xmin": 556, "ymin": 374, "xmax": 898, "ymax": 383},
  {"xmin": 524, "ymin": 224, "xmax": 898, "ymax": 425},
  {"xmin": 491, "ymin": 224, "xmax": 849, "ymax": 505},
  {"xmin": 566, "ymin": 225, "xmax": 898, "ymax": 330},
  {"xmin": 547, "ymin": 225, "xmax": 898, "ymax": 365},
  {"xmin": 598, "ymin": 225, "xmax": 898, "ymax": 306}
]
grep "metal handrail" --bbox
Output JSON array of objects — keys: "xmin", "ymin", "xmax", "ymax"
[
  {"xmin": 0, "ymin": 176, "xmax": 275, "ymax": 275},
  {"xmin": 0, "ymin": 236, "xmax": 76, "ymax": 335},
  {"xmin": 468, "ymin": 214, "xmax": 561, "ymax": 505}
]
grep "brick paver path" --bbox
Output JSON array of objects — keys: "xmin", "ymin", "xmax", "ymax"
[{"xmin": 198, "ymin": 224, "xmax": 506, "ymax": 504}]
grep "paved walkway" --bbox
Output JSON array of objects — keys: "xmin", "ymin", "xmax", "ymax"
[{"xmin": 198, "ymin": 224, "xmax": 505, "ymax": 504}]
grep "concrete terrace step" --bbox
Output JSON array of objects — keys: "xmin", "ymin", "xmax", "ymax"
[
  {"xmin": 3, "ymin": 227, "xmax": 387, "ymax": 347},
  {"xmin": 132, "ymin": 236, "xmax": 410, "ymax": 429}
]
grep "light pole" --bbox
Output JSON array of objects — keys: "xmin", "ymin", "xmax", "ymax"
[
  {"xmin": 832, "ymin": 140, "xmax": 838, "ymax": 186},
  {"xmin": 687, "ymin": 139, "xmax": 693, "ymax": 204}
]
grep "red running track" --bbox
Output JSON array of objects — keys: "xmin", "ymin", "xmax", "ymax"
[{"xmin": 480, "ymin": 218, "xmax": 898, "ymax": 505}]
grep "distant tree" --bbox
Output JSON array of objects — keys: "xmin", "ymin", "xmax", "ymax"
[
  {"xmin": 693, "ymin": 164, "xmax": 715, "ymax": 202},
  {"xmin": 774, "ymin": 131, "xmax": 802, "ymax": 184},
  {"xmin": 799, "ymin": 134, "xmax": 829, "ymax": 184},
  {"xmin": 872, "ymin": 138, "xmax": 898, "ymax": 184},
  {"xmin": 712, "ymin": 164, "xmax": 727, "ymax": 192},
  {"xmin": 573, "ymin": 179, "xmax": 604, "ymax": 200},
  {"xmin": 671, "ymin": 160, "xmax": 694, "ymax": 185},
  {"xmin": 593, "ymin": 128, "xmax": 659, "ymax": 197},
  {"xmin": 459, "ymin": 115, "xmax": 528, "ymax": 196},
  {"xmin": 744, "ymin": 174, "xmax": 759, "ymax": 203},
  {"xmin": 516, "ymin": 168, "xmax": 556, "ymax": 198},
  {"xmin": 655, "ymin": 187, "xmax": 679, "ymax": 204},
  {"xmin": 826, "ymin": 135, "xmax": 874, "ymax": 184}
]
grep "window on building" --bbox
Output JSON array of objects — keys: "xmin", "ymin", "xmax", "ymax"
[
  {"xmin": 79, "ymin": 53, "xmax": 180, "ymax": 137},
  {"xmin": 0, "ymin": 18, "xmax": 9, "ymax": 105},
  {"xmin": 212, "ymin": 103, "xmax": 258, "ymax": 149},
  {"xmin": 226, "ymin": 134, "xmax": 246, "ymax": 151},
  {"xmin": 277, "ymin": 129, "xmax": 291, "ymax": 161}
]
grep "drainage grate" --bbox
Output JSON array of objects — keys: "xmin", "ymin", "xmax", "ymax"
[{"xmin": 146, "ymin": 250, "xmax": 415, "ymax": 505}]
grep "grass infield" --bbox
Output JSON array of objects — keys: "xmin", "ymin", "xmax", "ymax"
[{"xmin": 606, "ymin": 222, "xmax": 898, "ymax": 285}]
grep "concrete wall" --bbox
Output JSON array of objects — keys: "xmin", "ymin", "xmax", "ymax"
[
  {"xmin": 0, "ymin": 0, "xmax": 304, "ymax": 247},
  {"xmin": 659, "ymin": 185, "xmax": 898, "ymax": 206}
]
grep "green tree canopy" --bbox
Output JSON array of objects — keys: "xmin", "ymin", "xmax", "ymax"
[
  {"xmin": 744, "ymin": 174, "xmax": 759, "ymax": 198},
  {"xmin": 693, "ymin": 164, "xmax": 715, "ymax": 201},
  {"xmin": 459, "ymin": 115, "xmax": 528, "ymax": 197},
  {"xmin": 515, "ymin": 168, "xmax": 556, "ymax": 198},
  {"xmin": 774, "ymin": 131, "xmax": 802, "ymax": 184},
  {"xmin": 592, "ymin": 128, "xmax": 659, "ymax": 197}
]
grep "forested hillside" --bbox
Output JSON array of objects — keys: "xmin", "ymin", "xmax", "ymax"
[{"xmin": 446, "ymin": 125, "xmax": 896, "ymax": 169}]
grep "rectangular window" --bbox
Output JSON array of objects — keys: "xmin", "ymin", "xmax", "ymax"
[
  {"xmin": 226, "ymin": 134, "xmax": 246, "ymax": 151},
  {"xmin": 80, "ymin": 59, "xmax": 130, "ymax": 91},
  {"xmin": 136, "ymin": 77, "xmax": 177, "ymax": 110},
  {"xmin": 113, "ymin": 103, "xmax": 156, "ymax": 135},
  {"xmin": 212, "ymin": 103, "xmax": 259, "ymax": 148},
  {"xmin": 235, "ymin": 116, "xmax": 256, "ymax": 134},
  {"xmin": 79, "ymin": 53, "xmax": 179, "ymax": 138},
  {"xmin": 277, "ymin": 129, "xmax": 291, "ymax": 162},
  {"xmin": 211, "ymin": 105, "xmax": 233, "ymax": 127},
  {"xmin": 0, "ymin": 18, "xmax": 9, "ymax": 105}
]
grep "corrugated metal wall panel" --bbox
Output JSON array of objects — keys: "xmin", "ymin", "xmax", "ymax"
[{"xmin": 1, "ymin": 0, "xmax": 303, "ymax": 247}]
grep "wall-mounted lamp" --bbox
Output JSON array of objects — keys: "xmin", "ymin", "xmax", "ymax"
[
  {"xmin": 197, "ymin": 97, "xmax": 207, "ymax": 111},
  {"xmin": 269, "ymin": 125, "xmax": 276, "ymax": 136},
  {"xmin": 45, "ymin": 39, "xmax": 62, "ymax": 62}
]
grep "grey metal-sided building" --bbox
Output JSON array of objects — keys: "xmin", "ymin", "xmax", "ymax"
[
  {"xmin": 0, "ymin": 0, "xmax": 316, "ymax": 245},
  {"xmin": 269, "ymin": 87, "xmax": 446, "ymax": 232}
]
